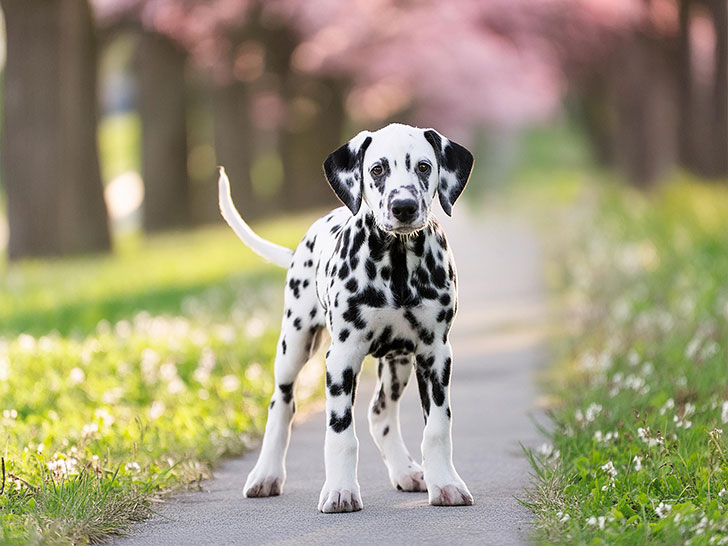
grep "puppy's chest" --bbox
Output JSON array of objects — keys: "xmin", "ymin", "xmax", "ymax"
[{"xmin": 319, "ymin": 221, "xmax": 455, "ymax": 322}]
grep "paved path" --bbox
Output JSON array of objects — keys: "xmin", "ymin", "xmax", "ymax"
[{"xmin": 111, "ymin": 211, "xmax": 547, "ymax": 546}]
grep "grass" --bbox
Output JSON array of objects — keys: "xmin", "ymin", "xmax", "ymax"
[
  {"xmin": 0, "ymin": 214, "xmax": 320, "ymax": 544},
  {"xmin": 525, "ymin": 176, "xmax": 728, "ymax": 544}
]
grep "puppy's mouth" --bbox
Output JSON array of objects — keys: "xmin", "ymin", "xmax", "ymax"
[{"xmin": 382, "ymin": 220, "xmax": 427, "ymax": 236}]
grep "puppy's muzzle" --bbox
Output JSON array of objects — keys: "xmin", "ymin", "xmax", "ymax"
[{"xmin": 391, "ymin": 199, "xmax": 418, "ymax": 224}]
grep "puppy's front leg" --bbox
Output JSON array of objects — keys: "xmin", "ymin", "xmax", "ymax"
[
  {"xmin": 318, "ymin": 341, "xmax": 365, "ymax": 513},
  {"xmin": 416, "ymin": 343, "xmax": 474, "ymax": 506}
]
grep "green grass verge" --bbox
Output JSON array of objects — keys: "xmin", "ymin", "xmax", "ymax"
[
  {"xmin": 0, "ymin": 215, "xmax": 319, "ymax": 544},
  {"xmin": 526, "ymin": 177, "xmax": 728, "ymax": 544}
]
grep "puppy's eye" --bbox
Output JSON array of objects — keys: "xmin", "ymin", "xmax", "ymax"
[
  {"xmin": 371, "ymin": 165, "xmax": 383, "ymax": 176},
  {"xmin": 417, "ymin": 162, "xmax": 431, "ymax": 173}
]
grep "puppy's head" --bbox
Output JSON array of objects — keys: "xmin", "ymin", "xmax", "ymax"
[{"xmin": 323, "ymin": 123, "xmax": 474, "ymax": 234}]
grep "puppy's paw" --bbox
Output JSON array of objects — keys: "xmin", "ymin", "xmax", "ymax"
[
  {"xmin": 391, "ymin": 462, "xmax": 427, "ymax": 492},
  {"xmin": 427, "ymin": 481, "xmax": 474, "ymax": 506},
  {"xmin": 318, "ymin": 484, "xmax": 363, "ymax": 513},
  {"xmin": 244, "ymin": 466, "xmax": 284, "ymax": 498}
]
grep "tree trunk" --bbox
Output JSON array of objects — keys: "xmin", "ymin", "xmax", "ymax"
[
  {"xmin": 611, "ymin": 32, "xmax": 677, "ymax": 188},
  {"xmin": 2, "ymin": 0, "xmax": 111, "ymax": 259},
  {"xmin": 712, "ymin": 0, "xmax": 728, "ymax": 177},
  {"xmin": 280, "ymin": 78, "xmax": 347, "ymax": 211},
  {"xmin": 677, "ymin": 0, "xmax": 697, "ymax": 169},
  {"xmin": 211, "ymin": 81, "xmax": 258, "ymax": 220},
  {"xmin": 136, "ymin": 31, "xmax": 191, "ymax": 232}
]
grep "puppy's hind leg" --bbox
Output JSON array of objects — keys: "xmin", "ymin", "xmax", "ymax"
[
  {"xmin": 244, "ymin": 280, "xmax": 324, "ymax": 497},
  {"xmin": 368, "ymin": 353, "xmax": 426, "ymax": 492}
]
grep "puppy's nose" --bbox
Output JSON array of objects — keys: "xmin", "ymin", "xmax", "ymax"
[{"xmin": 391, "ymin": 199, "xmax": 418, "ymax": 223}]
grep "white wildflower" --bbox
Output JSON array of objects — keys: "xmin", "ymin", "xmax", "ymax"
[
  {"xmin": 244, "ymin": 317, "xmax": 266, "ymax": 339},
  {"xmin": 149, "ymin": 400, "xmax": 165, "ymax": 420},
  {"xmin": 655, "ymin": 502, "xmax": 672, "ymax": 519},
  {"xmin": 0, "ymin": 355, "xmax": 10, "ymax": 381},
  {"xmin": 674, "ymin": 415, "xmax": 692, "ymax": 429},
  {"xmin": 81, "ymin": 423, "xmax": 98, "ymax": 437},
  {"xmin": 700, "ymin": 342, "xmax": 719, "ymax": 360},
  {"xmin": 633, "ymin": 455, "xmax": 643, "ymax": 471},
  {"xmin": 168, "ymin": 377, "xmax": 186, "ymax": 395},
  {"xmin": 17, "ymin": 334, "xmax": 36, "ymax": 351},
  {"xmin": 585, "ymin": 403, "xmax": 603, "ymax": 422},
  {"xmin": 660, "ymin": 399, "xmax": 675, "ymax": 416},
  {"xmin": 115, "ymin": 320, "xmax": 132, "ymax": 338},
  {"xmin": 222, "ymin": 374, "xmax": 240, "ymax": 392},
  {"xmin": 245, "ymin": 362, "xmax": 263, "ymax": 381},
  {"xmin": 69, "ymin": 367, "xmax": 85, "ymax": 384},
  {"xmin": 637, "ymin": 427, "xmax": 664, "ymax": 447},
  {"xmin": 125, "ymin": 462, "xmax": 141, "ymax": 473},
  {"xmin": 94, "ymin": 408, "xmax": 115, "ymax": 428},
  {"xmin": 3, "ymin": 409, "xmax": 18, "ymax": 419},
  {"xmin": 590, "ymin": 516, "xmax": 606, "ymax": 529},
  {"xmin": 627, "ymin": 349, "xmax": 640, "ymax": 366},
  {"xmin": 601, "ymin": 461, "xmax": 617, "ymax": 478},
  {"xmin": 721, "ymin": 401, "xmax": 728, "ymax": 424},
  {"xmin": 159, "ymin": 361, "xmax": 178, "ymax": 381}
]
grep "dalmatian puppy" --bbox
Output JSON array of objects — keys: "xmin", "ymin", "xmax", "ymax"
[{"xmin": 218, "ymin": 123, "xmax": 474, "ymax": 513}]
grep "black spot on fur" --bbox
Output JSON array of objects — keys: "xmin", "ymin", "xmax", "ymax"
[
  {"xmin": 338, "ymin": 329, "xmax": 350, "ymax": 342},
  {"xmin": 411, "ymin": 233, "xmax": 426, "ymax": 257},
  {"xmin": 431, "ymin": 374, "xmax": 445, "ymax": 407},
  {"xmin": 345, "ymin": 278, "xmax": 359, "ymax": 292},
  {"xmin": 323, "ymin": 136, "xmax": 372, "ymax": 215},
  {"xmin": 329, "ymin": 408, "xmax": 353, "ymax": 432},
  {"xmin": 305, "ymin": 236, "xmax": 317, "ymax": 252},
  {"xmin": 372, "ymin": 157, "xmax": 391, "ymax": 193},
  {"xmin": 416, "ymin": 368, "xmax": 430, "ymax": 421},
  {"xmin": 279, "ymin": 383, "xmax": 294, "ymax": 404},
  {"xmin": 288, "ymin": 278, "xmax": 302, "ymax": 299},
  {"xmin": 269, "ymin": 400, "xmax": 275, "ymax": 409},
  {"xmin": 327, "ymin": 368, "xmax": 353, "ymax": 398},
  {"xmin": 293, "ymin": 317, "xmax": 302, "ymax": 330},
  {"xmin": 383, "ymin": 425, "xmax": 390, "ymax": 436},
  {"xmin": 338, "ymin": 262, "xmax": 350, "ymax": 280},
  {"xmin": 365, "ymin": 259, "xmax": 377, "ymax": 280},
  {"xmin": 350, "ymin": 229, "xmax": 366, "ymax": 264},
  {"xmin": 281, "ymin": 338, "xmax": 287, "ymax": 355},
  {"xmin": 371, "ymin": 386, "xmax": 386, "ymax": 415}
]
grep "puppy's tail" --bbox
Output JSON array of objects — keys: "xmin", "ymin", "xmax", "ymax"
[{"xmin": 218, "ymin": 166, "xmax": 293, "ymax": 269}]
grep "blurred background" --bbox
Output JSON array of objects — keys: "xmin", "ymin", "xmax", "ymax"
[
  {"xmin": 0, "ymin": 0, "xmax": 725, "ymax": 259},
  {"xmin": 0, "ymin": 2, "xmax": 726, "ymax": 542}
]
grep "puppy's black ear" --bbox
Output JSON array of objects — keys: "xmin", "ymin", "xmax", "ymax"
[
  {"xmin": 423, "ymin": 129, "xmax": 474, "ymax": 216},
  {"xmin": 323, "ymin": 131, "xmax": 373, "ymax": 215}
]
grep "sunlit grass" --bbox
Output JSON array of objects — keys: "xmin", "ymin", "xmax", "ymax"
[
  {"xmin": 527, "ymin": 178, "xmax": 728, "ymax": 544},
  {"xmin": 0, "ymin": 213, "xmax": 320, "ymax": 544}
]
